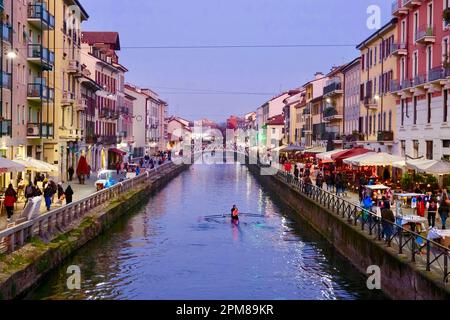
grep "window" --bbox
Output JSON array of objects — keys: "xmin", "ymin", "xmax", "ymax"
[
  {"xmin": 443, "ymin": 140, "xmax": 450, "ymax": 148},
  {"xmin": 401, "ymin": 140, "xmax": 406, "ymax": 157},
  {"xmin": 426, "ymin": 141, "xmax": 433, "ymax": 160},
  {"xmin": 414, "ymin": 12, "xmax": 419, "ymax": 41},
  {"xmin": 444, "ymin": 89, "xmax": 448, "ymax": 123},
  {"xmin": 388, "ymin": 111, "xmax": 392, "ymax": 131},
  {"xmin": 427, "ymin": 3, "xmax": 433, "ymax": 28},
  {"xmin": 413, "ymin": 96, "xmax": 418, "ymax": 125},
  {"xmin": 427, "ymin": 93, "xmax": 432, "ymax": 123},
  {"xmin": 401, "ymin": 100, "xmax": 405, "ymax": 126},
  {"xmin": 413, "ymin": 140, "xmax": 419, "ymax": 158}
]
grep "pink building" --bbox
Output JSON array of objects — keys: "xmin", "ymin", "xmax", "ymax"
[{"xmin": 391, "ymin": 0, "xmax": 450, "ymax": 160}]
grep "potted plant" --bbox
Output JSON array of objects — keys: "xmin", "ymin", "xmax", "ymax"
[{"xmin": 444, "ymin": 8, "xmax": 450, "ymax": 25}]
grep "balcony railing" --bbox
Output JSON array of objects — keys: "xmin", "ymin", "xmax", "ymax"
[
  {"xmin": 391, "ymin": 43, "xmax": 407, "ymax": 55},
  {"xmin": 323, "ymin": 81, "xmax": 343, "ymax": 96},
  {"xmin": 323, "ymin": 107, "xmax": 339, "ymax": 119},
  {"xmin": 27, "ymin": 44, "xmax": 55, "ymax": 66},
  {"xmin": 28, "ymin": 4, "xmax": 55, "ymax": 29},
  {"xmin": 27, "ymin": 123, "xmax": 54, "ymax": 138},
  {"xmin": 27, "ymin": 83, "xmax": 54, "ymax": 101},
  {"xmin": 377, "ymin": 131, "xmax": 394, "ymax": 142},
  {"xmin": 415, "ymin": 25, "xmax": 435, "ymax": 43}
]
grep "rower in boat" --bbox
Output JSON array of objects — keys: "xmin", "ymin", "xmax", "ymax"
[{"xmin": 231, "ymin": 205, "xmax": 239, "ymax": 221}]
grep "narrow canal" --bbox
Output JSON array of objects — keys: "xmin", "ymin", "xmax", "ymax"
[{"xmin": 27, "ymin": 164, "xmax": 385, "ymax": 300}]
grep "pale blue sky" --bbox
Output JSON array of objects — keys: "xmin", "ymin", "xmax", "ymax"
[{"xmin": 82, "ymin": 0, "xmax": 390, "ymax": 122}]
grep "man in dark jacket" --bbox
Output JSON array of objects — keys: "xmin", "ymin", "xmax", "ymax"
[
  {"xmin": 65, "ymin": 185, "xmax": 74, "ymax": 204},
  {"xmin": 381, "ymin": 201, "xmax": 395, "ymax": 242}
]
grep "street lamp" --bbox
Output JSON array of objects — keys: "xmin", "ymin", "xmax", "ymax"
[{"xmin": 6, "ymin": 50, "xmax": 17, "ymax": 60}]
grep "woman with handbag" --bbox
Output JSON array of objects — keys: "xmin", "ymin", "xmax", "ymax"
[{"xmin": 439, "ymin": 190, "xmax": 449, "ymax": 230}]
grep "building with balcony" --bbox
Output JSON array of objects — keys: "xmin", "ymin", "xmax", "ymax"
[
  {"xmin": 357, "ymin": 18, "xmax": 398, "ymax": 154},
  {"xmin": 298, "ymin": 72, "xmax": 328, "ymax": 148},
  {"xmin": 81, "ymin": 31, "xmax": 129, "ymax": 170},
  {"xmin": 342, "ymin": 58, "xmax": 361, "ymax": 148},
  {"xmin": 282, "ymin": 88, "xmax": 304, "ymax": 145},
  {"xmin": 391, "ymin": 0, "xmax": 450, "ymax": 160}
]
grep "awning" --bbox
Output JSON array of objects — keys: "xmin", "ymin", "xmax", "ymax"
[
  {"xmin": 408, "ymin": 160, "xmax": 450, "ymax": 175},
  {"xmin": 332, "ymin": 148, "xmax": 372, "ymax": 162},
  {"xmin": 0, "ymin": 157, "xmax": 26, "ymax": 173},
  {"xmin": 364, "ymin": 184, "xmax": 390, "ymax": 191},
  {"xmin": 344, "ymin": 152, "xmax": 404, "ymax": 167},
  {"xmin": 280, "ymin": 144, "xmax": 305, "ymax": 153},
  {"xmin": 13, "ymin": 158, "xmax": 58, "ymax": 173},
  {"xmin": 316, "ymin": 149, "xmax": 344, "ymax": 161},
  {"xmin": 304, "ymin": 146, "xmax": 326, "ymax": 154},
  {"xmin": 108, "ymin": 148, "xmax": 127, "ymax": 156},
  {"xmin": 343, "ymin": 152, "xmax": 377, "ymax": 166}
]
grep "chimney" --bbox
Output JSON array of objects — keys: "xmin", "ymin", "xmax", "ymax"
[{"xmin": 314, "ymin": 72, "xmax": 324, "ymax": 79}]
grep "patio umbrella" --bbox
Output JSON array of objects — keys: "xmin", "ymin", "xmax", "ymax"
[
  {"xmin": 13, "ymin": 158, "xmax": 58, "ymax": 173},
  {"xmin": 413, "ymin": 160, "xmax": 450, "ymax": 175},
  {"xmin": 348, "ymin": 152, "xmax": 405, "ymax": 167},
  {"xmin": 0, "ymin": 157, "xmax": 26, "ymax": 173},
  {"xmin": 343, "ymin": 152, "xmax": 377, "ymax": 166}
]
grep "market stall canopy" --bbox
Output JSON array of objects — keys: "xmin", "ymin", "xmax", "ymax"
[
  {"xmin": 0, "ymin": 157, "xmax": 26, "ymax": 173},
  {"xmin": 13, "ymin": 158, "xmax": 58, "ymax": 173},
  {"xmin": 269, "ymin": 145, "xmax": 287, "ymax": 153},
  {"xmin": 409, "ymin": 160, "xmax": 450, "ymax": 175},
  {"xmin": 364, "ymin": 184, "xmax": 391, "ymax": 190},
  {"xmin": 345, "ymin": 152, "xmax": 404, "ymax": 167},
  {"xmin": 405, "ymin": 158, "xmax": 437, "ymax": 172},
  {"xmin": 343, "ymin": 152, "xmax": 377, "ymax": 166},
  {"xmin": 108, "ymin": 148, "xmax": 127, "ymax": 156},
  {"xmin": 280, "ymin": 144, "xmax": 305, "ymax": 153},
  {"xmin": 332, "ymin": 148, "xmax": 372, "ymax": 162},
  {"xmin": 316, "ymin": 149, "xmax": 344, "ymax": 161},
  {"xmin": 304, "ymin": 146, "xmax": 327, "ymax": 154}
]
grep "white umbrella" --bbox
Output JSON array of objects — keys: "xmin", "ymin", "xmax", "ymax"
[
  {"xmin": 406, "ymin": 159, "xmax": 438, "ymax": 172},
  {"xmin": 0, "ymin": 157, "xmax": 26, "ymax": 173},
  {"xmin": 343, "ymin": 152, "xmax": 377, "ymax": 166},
  {"xmin": 347, "ymin": 152, "xmax": 404, "ymax": 167},
  {"xmin": 413, "ymin": 160, "xmax": 450, "ymax": 175},
  {"xmin": 13, "ymin": 158, "xmax": 59, "ymax": 173}
]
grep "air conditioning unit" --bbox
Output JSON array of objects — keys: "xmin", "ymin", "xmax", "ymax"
[{"xmin": 27, "ymin": 125, "xmax": 39, "ymax": 136}]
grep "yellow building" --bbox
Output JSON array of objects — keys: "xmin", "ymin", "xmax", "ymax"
[
  {"xmin": 356, "ymin": 18, "xmax": 398, "ymax": 154},
  {"xmin": 44, "ymin": 0, "xmax": 89, "ymax": 180}
]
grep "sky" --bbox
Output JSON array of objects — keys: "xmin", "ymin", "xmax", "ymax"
[{"xmin": 82, "ymin": 0, "xmax": 390, "ymax": 122}]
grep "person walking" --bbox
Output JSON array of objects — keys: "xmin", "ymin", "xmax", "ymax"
[
  {"xmin": 68, "ymin": 167, "xmax": 75, "ymax": 181},
  {"xmin": 44, "ymin": 184, "xmax": 54, "ymax": 211},
  {"xmin": 381, "ymin": 200, "xmax": 395, "ymax": 242},
  {"xmin": 57, "ymin": 183, "xmax": 65, "ymax": 205},
  {"xmin": 24, "ymin": 182, "xmax": 34, "ymax": 205},
  {"xmin": 65, "ymin": 185, "xmax": 74, "ymax": 204},
  {"xmin": 293, "ymin": 166, "xmax": 300, "ymax": 181},
  {"xmin": 416, "ymin": 196, "xmax": 426, "ymax": 218},
  {"xmin": 427, "ymin": 197, "xmax": 438, "ymax": 229},
  {"xmin": 335, "ymin": 173, "xmax": 344, "ymax": 197},
  {"xmin": 439, "ymin": 190, "xmax": 449, "ymax": 230},
  {"xmin": 4, "ymin": 184, "xmax": 17, "ymax": 223},
  {"xmin": 32, "ymin": 182, "xmax": 42, "ymax": 197},
  {"xmin": 316, "ymin": 172, "xmax": 324, "ymax": 189}
]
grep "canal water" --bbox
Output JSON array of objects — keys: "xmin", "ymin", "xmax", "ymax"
[{"xmin": 27, "ymin": 164, "xmax": 385, "ymax": 300}]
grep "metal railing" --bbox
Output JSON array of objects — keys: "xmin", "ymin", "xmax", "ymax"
[
  {"xmin": 0, "ymin": 162, "xmax": 174, "ymax": 255},
  {"xmin": 275, "ymin": 169, "xmax": 450, "ymax": 283}
]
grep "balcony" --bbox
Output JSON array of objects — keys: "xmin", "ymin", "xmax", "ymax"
[
  {"xmin": 323, "ymin": 106, "xmax": 343, "ymax": 122},
  {"xmin": 2, "ymin": 24, "xmax": 11, "ymax": 43},
  {"xmin": 391, "ymin": 0, "xmax": 408, "ymax": 16},
  {"xmin": 415, "ymin": 25, "xmax": 436, "ymax": 44},
  {"xmin": 1, "ymin": 72, "xmax": 11, "ymax": 90},
  {"xmin": 364, "ymin": 97, "xmax": 378, "ymax": 110},
  {"xmin": 27, "ymin": 123, "xmax": 54, "ymax": 139},
  {"xmin": 111, "ymin": 111, "xmax": 120, "ymax": 120},
  {"xmin": 427, "ymin": 67, "xmax": 450, "ymax": 83},
  {"xmin": 0, "ymin": 120, "xmax": 12, "ymax": 136},
  {"xmin": 377, "ymin": 131, "xmax": 394, "ymax": 142},
  {"xmin": 27, "ymin": 44, "xmax": 55, "ymax": 70},
  {"xmin": 61, "ymin": 91, "xmax": 75, "ymax": 106},
  {"xmin": 27, "ymin": 82, "xmax": 54, "ymax": 101},
  {"xmin": 323, "ymin": 80, "xmax": 343, "ymax": 97},
  {"xmin": 402, "ymin": 0, "xmax": 422, "ymax": 9},
  {"xmin": 391, "ymin": 43, "xmax": 407, "ymax": 56},
  {"xmin": 28, "ymin": 3, "xmax": 55, "ymax": 30},
  {"xmin": 100, "ymin": 108, "xmax": 112, "ymax": 119},
  {"xmin": 67, "ymin": 60, "xmax": 82, "ymax": 76},
  {"xmin": 75, "ymin": 99, "xmax": 87, "ymax": 112}
]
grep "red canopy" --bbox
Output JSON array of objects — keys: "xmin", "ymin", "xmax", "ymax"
[
  {"xmin": 332, "ymin": 148, "xmax": 372, "ymax": 162},
  {"xmin": 109, "ymin": 148, "xmax": 127, "ymax": 156}
]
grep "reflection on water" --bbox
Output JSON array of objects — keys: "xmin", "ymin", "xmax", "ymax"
[{"xmin": 27, "ymin": 164, "xmax": 385, "ymax": 300}]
